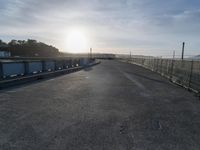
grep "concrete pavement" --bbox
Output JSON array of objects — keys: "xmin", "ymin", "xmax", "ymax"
[{"xmin": 0, "ymin": 60, "xmax": 200, "ymax": 150}]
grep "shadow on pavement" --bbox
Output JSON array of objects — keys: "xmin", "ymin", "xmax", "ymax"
[
  {"xmin": 84, "ymin": 67, "xmax": 93, "ymax": 72},
  {"xmin": 128, "ymin": 72, "xmax": 170, "ymax": 85}
]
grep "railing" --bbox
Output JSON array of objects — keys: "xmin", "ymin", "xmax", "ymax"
[
  {"xmin": 121, "ymin": 58, "xmax": 200, "ymax": 94},
  {"xmin": 0, "ymin": 58, "xmax": 94, "ymax": 81}
]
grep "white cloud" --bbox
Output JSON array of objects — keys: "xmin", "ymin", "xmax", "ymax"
[{"xmin": 0, "ymin": 0, "xmax": 199, "ymax": 55}]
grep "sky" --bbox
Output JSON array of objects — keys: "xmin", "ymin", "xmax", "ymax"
[{"xmin": 0, "ymin": 0, "xmax": 200, "ymax": 56}]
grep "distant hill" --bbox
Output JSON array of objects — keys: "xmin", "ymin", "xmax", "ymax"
[
  {"xmin": 188, "ymin": 55, "xmax": 200, "ymax": 60},
  {"xmin": 0, "ymin": 39, "xmax": 59, "ymax": 57},
  {"xmin": 60, "ymin": 52, "xmax": 116, "ymax": 59},
  {"xmin": 193, "ymin": 55, "xmax": 200, "ymax": 59},
  {"xmin": 116, "ymin": 54, "xmax": 155, "ymax": 59}
]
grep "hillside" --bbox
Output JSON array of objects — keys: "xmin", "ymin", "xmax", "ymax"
[{"xmin": 0, "ymin": 39, "xmax": 59, "ymax": 57}]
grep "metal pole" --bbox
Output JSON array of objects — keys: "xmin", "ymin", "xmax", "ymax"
[
  {"xmin": 90, "ymin": 48, "xmax": 92, "ymax": 59},
  {"xmin": 170, "ymin": 51, "xmax": 175, "ymax": 80},
  {"xmin": 156, "ymin": 59, "xmax": 159, "ymax": 72},
  {"xmin": 188, "ymin": 60, "xmax": 194, "ymax": 89},
  {"xmin": 153, "ymin": 58, "xmax": 155, "ymax": 71},
  {"xmin": 160, "ymin": 59, "xmax": 163, "ymax": 74},
  {"xmin": 181, "ymin": 42, "xmax": 185, "ymax": 60}
]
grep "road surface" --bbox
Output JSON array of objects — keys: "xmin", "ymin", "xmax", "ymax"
[{"xmin": 0, "ymin": 60, "xmax": 200, "ymax": 150}]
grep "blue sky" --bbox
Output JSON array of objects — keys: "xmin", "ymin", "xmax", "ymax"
[{"xmin": 0, "ymin": 0, "xmax": 200, "ymax": 56}]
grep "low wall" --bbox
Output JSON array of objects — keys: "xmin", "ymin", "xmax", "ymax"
[
  {"xmin": 0, "ymin": 58, "xmax": 95, "ymax": 80},
  {"xmin": 122, "ymin": 58, "xmax": 200, "ymax": 93}
]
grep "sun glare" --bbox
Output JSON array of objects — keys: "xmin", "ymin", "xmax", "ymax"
[{"xmin": 66, "ymin": 29, "xmax": 89, "ymax": 53}]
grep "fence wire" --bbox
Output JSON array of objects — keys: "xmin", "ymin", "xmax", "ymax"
[{"xmin": 125, "ymin": 58, "xmax": 200, "ymax": 93}]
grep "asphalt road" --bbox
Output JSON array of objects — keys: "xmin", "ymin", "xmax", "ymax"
[{"xmin": 0, "ymin": 60, "xmax": 200, "ymax": 150}]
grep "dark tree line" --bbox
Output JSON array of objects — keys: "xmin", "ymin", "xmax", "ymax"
[{"xmin": 0, "ymin": 39, "xmax": 59, "ymax": 57}]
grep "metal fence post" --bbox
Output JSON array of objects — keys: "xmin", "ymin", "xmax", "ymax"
[
  {"xmin": 170, "ymin": 59, "xmax": 175, "ymax": 81},
  {"xmin": 167, "ymin": 59, "xmax": 170, "ymax": 76},
  {"xmin": 188, "ymin": 60, "xmax": 194, "ymax": 89},
  {"xmin": 160, "ymin": 59, "xmax": 163, "ymax": 75},
  {"xmin": 153, "ymin": 59, "xmax": 156, "ymax": 71},
  {"xmin": 156, "ymin": 59, "xmax": 159, "ymax": 72}
]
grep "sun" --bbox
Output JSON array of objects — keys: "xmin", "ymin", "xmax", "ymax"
[{"xmin": 66, "ymin": 29, "xmax": 88, "ymax": 53}]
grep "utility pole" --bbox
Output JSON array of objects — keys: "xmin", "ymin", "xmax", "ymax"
[
  {"xmin": 90, "ymin": 48, "xmax": 92, "ymax": 59},
  {"xmin": 181, "ymin": 42, "xmax": 185, "ymax": 60},
  {"xmin": 130, "ymin": 51, "xmax": 132, "ymax": 59}
]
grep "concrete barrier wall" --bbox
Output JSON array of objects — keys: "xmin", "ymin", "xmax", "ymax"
[
  {"xmin": 124, "ymin": 58, "xmax": 200, "ymax": 93},
  {"xmin": 0, "ymin": 58, "xmax": 94, "ymax": 80},
  {"xmin": 27, "ymin": 62, "xmax": 43, "ymax": 74},
  {"xmin": 44, "ymin": 61, "xmax": 55, "ymax": 71},
  {"xmin": 2, "ymin": 62, "xmax": 25, "ymax": 78}
]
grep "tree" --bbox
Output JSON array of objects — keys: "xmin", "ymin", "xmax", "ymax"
[
  {"xmin": 27, "ymin": 39, "xmax": 37, "ymax": 45},
  {"xmin": 0, "ymin": 39, "xmax": 7, "ymax": 46},
  {"xmin": 2, "ymin": 39, "xmax": 59, "ymax": 57},
  {"xmin": 8, "ymin": 40, "xmax": 18, "ymax": 46},
  {"xmin": 17, "ymin": 40, "xmax": 26, "ymax": 45}
]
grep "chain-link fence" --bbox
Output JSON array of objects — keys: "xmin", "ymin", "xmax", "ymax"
[{"xmin": 125, "ymin": 58, "xmax": 200, "ymax": 93}]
